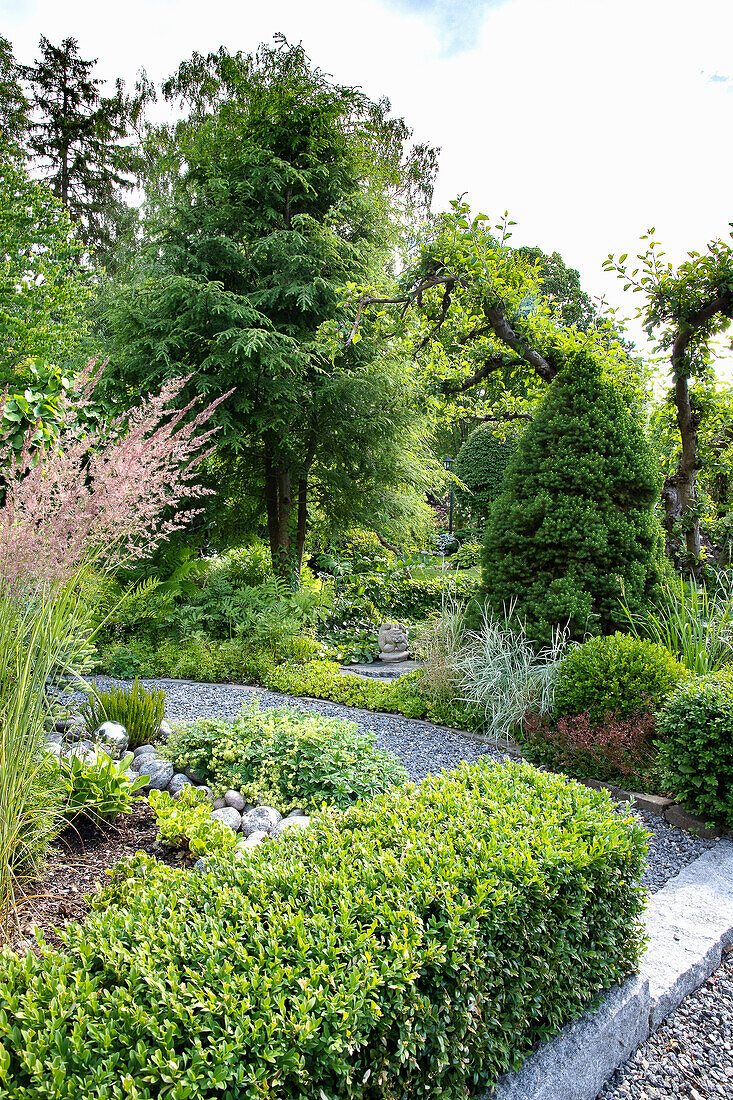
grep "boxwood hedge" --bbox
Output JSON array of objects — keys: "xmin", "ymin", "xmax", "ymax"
[{"xmin": 0, "ymin": 760, "xmax": 647, "ymax": 1100}]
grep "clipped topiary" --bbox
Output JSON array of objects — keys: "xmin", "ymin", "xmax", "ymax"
[
  {"xmin": 453, "ymin": 425, "xmax": 519, "ymax": 520},
  {"xmin": 553, "ymin": 632, "xmax": 687, "ymax": 723},
  {"xmin": 479, "ymin": 350, "xmax": 669, "ymax": 641}
]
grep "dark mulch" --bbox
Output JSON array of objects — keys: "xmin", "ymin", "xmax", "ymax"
[{"xmin": 9, "ymin": 798, "xmax": 158, "ymax": 954}]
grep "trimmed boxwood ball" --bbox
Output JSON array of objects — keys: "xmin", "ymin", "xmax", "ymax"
[
  {"xmin": 553, "ymin": 632, "xmax": 687, "ymax": 723},
  {"xmin": 479, "ymin": 350, "xmax": 669, "ymax": 642},
  {"xmin": 453, "ymin": 424, "xmax": 519, "ymax": 520},
  {"xmin": 656, "ymin": 669, "xmax": 733, "ymax": 826},
  {"xmin": 0, "ymin": 759, "xmax": 648, "ymax": 1100}
]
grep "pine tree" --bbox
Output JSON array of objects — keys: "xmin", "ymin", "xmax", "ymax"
[
  {"xmin": 20, "ymin": 36, "xmax": 137, "ymax": 260},
  {"xmin": 479, "ymin": 350, "xmax": 669, "ymax": 642}
]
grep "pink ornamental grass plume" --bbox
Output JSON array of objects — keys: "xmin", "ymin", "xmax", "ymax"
[{"xmin": 0, "ymin": 362, "xmax": 231, "ymax": 588}]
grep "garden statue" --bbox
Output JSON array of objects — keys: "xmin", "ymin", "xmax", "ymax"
[{"xmin": 378, "ymin": 622, "xmax": 410, "ymax": 663}]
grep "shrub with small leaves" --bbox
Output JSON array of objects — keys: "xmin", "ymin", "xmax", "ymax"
[
  {"xmin": 162, "ymin": 703, "xmax": 408, "ymax": 812},
  {"xmin": 149, "ymin": 787, "xmax": 239, "ymax": 857},
  {"xmin": 553, "ymin": 632, "xmax": 686, "ymax": 723},
  {"xmin": 81, "ymin": 678, "xmax": 166, "ymax": 749},
  {"xmin": 0, "ymin": 758, "xmax": 648, "ymax": 1100},
  {"xmin": 656, "ymin": 670, "xmax": 733, "ymax": 826}
]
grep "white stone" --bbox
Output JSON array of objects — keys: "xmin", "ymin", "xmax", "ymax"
[
  {"xmin": 641, "ymin": 839, "xmax": 733, "ymax": 1030},
  {"xmin": 211, "ymin": 806, "xmax": 242, "ymax": 831},
  {"xmin": 273, "ymin": 815, "xmax": 310, "ymax": 836}
]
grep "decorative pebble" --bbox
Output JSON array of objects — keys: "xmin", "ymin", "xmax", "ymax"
[
  {"xmin": 133, "ymin": 744, "xmax": 158, "ymax": 758},
  {"xmin": 211, "ymin": 806, "xmax": 242, "ymax": 831},
  {"xmin": 167, "ymin": 773, "xmax": 193, "ymax": 797},
  {"xmin": 273, "ymin": 815, "xmax": 310, "ymax": 836},
  {"xmin": 224, "ymin": 790, "xmax": 246, "ymax": 812},
  {"xmin": 241, "ymin": 806, "xmax": 282, "ymax": 837}
]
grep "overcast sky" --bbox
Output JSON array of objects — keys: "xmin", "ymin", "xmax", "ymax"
[{"xmin": 5, "ymin": 0, "xmax": 733, "ymax": 372}]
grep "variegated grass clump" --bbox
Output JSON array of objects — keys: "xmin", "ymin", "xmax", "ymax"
[{"xmin": 456, "ymin": 602, "xmax": 570, "ymax": 744}]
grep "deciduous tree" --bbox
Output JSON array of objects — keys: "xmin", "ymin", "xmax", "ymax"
[{"xmin": 605, "ymin": 232, "xmax": 733, "ymax": 569}]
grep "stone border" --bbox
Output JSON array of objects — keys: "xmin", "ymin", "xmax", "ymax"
[{"xmin": 489, "ymin": 839, "xmax": 733, "ymax": 1100}]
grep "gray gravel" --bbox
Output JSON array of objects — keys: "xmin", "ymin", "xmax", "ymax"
[
  {"xmin": 80, "ymin": 676, "xmax": 717, "ymax": 895},
  {"xmin": 598, "ymin": 948, "xmax": 733, "ymax": 1099}
]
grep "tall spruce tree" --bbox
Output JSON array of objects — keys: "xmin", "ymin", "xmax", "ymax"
[
  {"xmin": 20, "ymin": 36, "xmax": 138, "ymax": 261},
  {"xmin": 479, "ymin": 350, "xmax": 668, "ymax": 642}
]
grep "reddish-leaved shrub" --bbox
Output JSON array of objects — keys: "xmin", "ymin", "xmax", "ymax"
[{"xmin": 521, "ymin": 708, "xmax": 657, "ymax": 787}]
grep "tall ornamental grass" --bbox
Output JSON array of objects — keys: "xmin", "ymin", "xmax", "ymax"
[
  {"xmin": 457, "ymin": 602, "xmax": 569, "ymax": 743},
  {"xmin": 0, "ymin": 578, "xmax": 94, "ymax": 936},
  {"xmin": 622, "ymin": 574, "xmax": 733, "ymax": 675},
  {"xmin": 0, "ymin": 362, "xmax": 225, "ymax": 939}
]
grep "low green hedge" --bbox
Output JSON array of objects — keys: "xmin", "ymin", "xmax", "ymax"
[
  {"xmin": 342, "ymin": 569, "xmax": 476, "ymax": 620},
  {"xmin": 266, "ymin": 659, "xmax": 478, "ymax": 730},
  {"xmin": 0, "ymin": 759, "xmax": 647, "ymax": 1100},
  {"xmin": 656, "ymin": 669, "xmax": 733, "ymax": 826}
]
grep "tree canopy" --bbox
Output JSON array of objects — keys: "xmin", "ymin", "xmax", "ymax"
[{"xmin": 102, "ymin": 38, "xmax": 441, "ymax": 575}]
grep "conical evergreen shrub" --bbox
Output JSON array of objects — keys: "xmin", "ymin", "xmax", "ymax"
[{"xmin": 479, "ymin": 350, "xmax": 668, "ymax": 642}]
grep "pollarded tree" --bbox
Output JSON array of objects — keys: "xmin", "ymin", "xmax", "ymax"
[
  {"xmin": 480, "ymin": 350, "xmax": 668, "ymax": 642},
  {"xmin": 453, "ymin": 424, "xmax": 519, "ymax": 522}
]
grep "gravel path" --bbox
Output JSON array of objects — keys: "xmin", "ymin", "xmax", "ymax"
[{"xmin": 598, "ymin": 948, "xmax": 733, "ymax": 1100}]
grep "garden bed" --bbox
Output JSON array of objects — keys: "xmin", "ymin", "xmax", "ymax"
[
  {"xmin": 68, "ymin": 677, "xmax": 719, "ymax": 897},
  {"xmin": 10, "ymin": 799, "xmax": 158, "ymax": 954}
]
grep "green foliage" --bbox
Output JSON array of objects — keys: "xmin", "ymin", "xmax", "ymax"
[
  {"xmin": 162, "ymin": 703, "xmax": 407, "ymax": 811},
  {"xmin": 480, "ymin": 351, "xmax": 669, "ymax": 642},
  {"xmin": 0, "ymin": 157, "xmax": 92, "ymax": 387},
  {"xmin": 81, "ymin": 678, "xmax": 165, "ymax": 749},
  {"xmin": 316, "ymin": 593, "xmax": 382, "ymax": 664},
  {"xmin": 553, "ymin": 633, "xmax": 687, "ymax": 723},
  {"xmin": 20, "ymin": 35, "xmax": 142, "ymax": 262},
  {"xmin": 265, "ymin": 659, "xmax": 478, "ymax": 730},
  {"xmin": 0, "ymin": 759, "xmax": 648, "ymax": 1099},
  {"xmin": 342, "ymin": 566, "xmax": 476, "ymax": 620},
  {"xmin": 450, "ymin": 539, "xmax": 482, "ymax": 569},
  {"xmin": 46, "ymin": 749, "xmax": 147, "ymax": 825},
  {"xmin": 149, "ymin": 787, "xmax": 238, "ymax": 858},
  {"xmin": 457, "ymin": 605, "xmax": 568, "ymax": 743},
  {"xmin": 656, "ymin": 670, "xmax": 733, "ymax": 826},
  {"xmin": 622, "ymin": 574, "xmax": 733, "ymax": 675},
  {"xmin": 103, "ymin": 39, "xmax": 438, "ymax": 571},
  {"xmin": 453, "ymin": 424, "xmax": 519, "ymax": 520},
  {"xmin": 0, "ymin": 574, "xmax": 98, "ymax": 936},
  {"xmin": 94, "ymin": 637, "xmax": 156, "ymax": 680}
]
